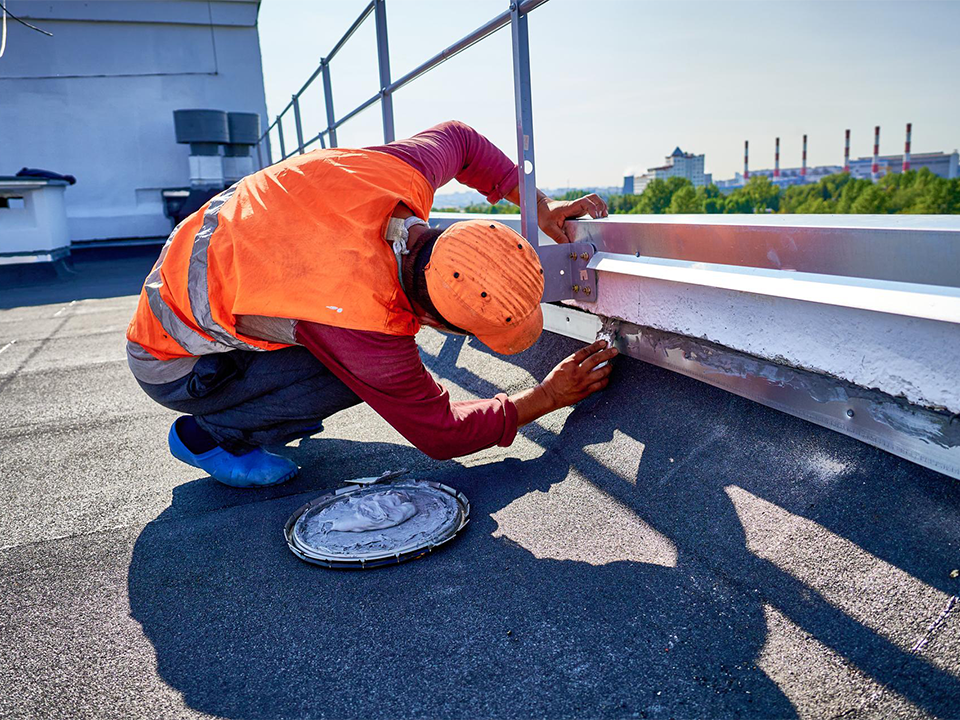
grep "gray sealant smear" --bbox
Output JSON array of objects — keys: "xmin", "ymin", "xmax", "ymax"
[
  {"xmin": 328, "ymin": 490, "xmax": 418, "ymax": 532},
  {"xmin": 294, "ymin": 482, "xmax": 462, "ymax": 558}
]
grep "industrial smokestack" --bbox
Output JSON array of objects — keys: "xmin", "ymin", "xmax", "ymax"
[
  {"xmin": 903, "ymin": 123, "xmax": 912, "ymax": 173},
  {"xmin": 872, "ymin": 125, "xmax": 880, "ymax": 181},
  {"xmin": 801, "ymin": 134, "xmax": 808, "ymax": 179},
  {"xmin": 844, "ymin": 129, "xmax": 850, "ymax": 173},
  {"xmin": 774, "ymin": 137, "xmax": 780, "ymax": 179},
  {"xmin": 744, "ymin": 140, "xmax": 749, "ymax": 180}
]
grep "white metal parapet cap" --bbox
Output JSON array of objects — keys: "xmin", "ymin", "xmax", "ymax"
[{"xmin": 587, "ymin": 253, "xmax": 960, "ymax": 325}]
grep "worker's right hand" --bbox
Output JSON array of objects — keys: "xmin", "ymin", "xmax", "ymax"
[
  {"xmin": 539, "ymin": 340, "xmax": 617, "ymax": 409},
  {"xmin": 538, "ymin": 194, "xmax": 610, "ymax": 244}
]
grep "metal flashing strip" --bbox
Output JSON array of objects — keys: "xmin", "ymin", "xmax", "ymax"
[
  {"xmin": 589, "ymin": 253, "xmax": 960, "ymax": 324},
  {"xmin": 569, "ymin": 215, "xmax": 960, "ymax": 289},
  {"xmin": 542, "ymin": 304, "xmax": 960, "ymax": 481}
]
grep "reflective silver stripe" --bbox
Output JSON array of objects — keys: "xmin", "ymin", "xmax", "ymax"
[
  {"xmin": 144, "ymin": 273, "xmax": 232, "ymax": 356},
  {"xmin": 187, "ymin": 183, "xmax": 264, "ymax": 352},
  {"xmin": 235, "ymin": 315, "xmax": 299, "ymax": 345},
  {"xmin": 126, "ymin": 340, "xmax": 198, "ymax": 384},
  {"xmin": 143, "ymin": 225, "xmax": 232, "ymax": 356}
]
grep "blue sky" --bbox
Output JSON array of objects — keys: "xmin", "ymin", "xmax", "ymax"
[{"xmin": 258, "ymin": 0, "xmax": 960, "ymax": 191}]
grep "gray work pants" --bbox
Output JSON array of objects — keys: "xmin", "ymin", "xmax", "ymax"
[{"xmin": 137, "ymin": 347, "xmax": 362, "ymax": 454}]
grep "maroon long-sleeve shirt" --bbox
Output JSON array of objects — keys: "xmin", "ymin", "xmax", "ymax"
[{"xmin": 295, "ymin": 121, "xmax": 522, "ymax": 460}]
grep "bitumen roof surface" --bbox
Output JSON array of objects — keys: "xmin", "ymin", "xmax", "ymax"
[{"xmin": 1, "ymin": 249, "xmax": 959, "ymax": 720}]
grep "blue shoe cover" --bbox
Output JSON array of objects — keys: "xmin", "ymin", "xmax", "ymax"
[{"xmin": 168, "ymin": 419, "xmax": 298, "ymax": 488}]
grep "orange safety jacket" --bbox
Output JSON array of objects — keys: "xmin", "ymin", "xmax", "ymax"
[{"xmin": 127, "ymin": 149, "xmax": 435, "ymax": 362}]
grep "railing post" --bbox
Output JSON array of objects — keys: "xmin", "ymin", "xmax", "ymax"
[
  {"xmin": 321, "ymin": 58, "xmax": 338, "ymax": 148},
  {"xmin": 256, "ymin": 139, "xmax": 264, "ymax": 169},
  {"xmin": 374, "ymin": 0, "xmax": 395, "ymax": 143},
  {"xmin": 510, "ymin": 1, "xmax": 539, "ymax": 246},
  {"xmin": 292, "ymin": 94, "xmax": 305, "ymax": 155},
  {"xmin": 276, "ymin": 115, "xmax": 286, "ymax": 159}
]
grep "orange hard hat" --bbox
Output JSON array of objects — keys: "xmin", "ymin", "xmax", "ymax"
[{"xmin": 425, "ymin": 220, "xmax": 544, "ymax": 355}]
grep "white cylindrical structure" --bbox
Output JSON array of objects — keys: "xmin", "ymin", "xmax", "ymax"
[
  {"xmin": 872, "ymin": 126, "xmax": 880, "ymax": 181},
  {"xmin": 774, "ymin": 137, "xmax": 780, "ymax": 179},
  {"xmin": 903, "ymin": 122, "xmax": 912, "ymax": 173},
  {"xmin": 801, "ymin": 134, "xmax": 808, "ymax": 179},
  {"xmin": 744, "ymin": 140, "xmax": 749, "ymax": 180},
  {"xmin": 844, "ymin": 129, "xmax": 850, "ymax": 173}
]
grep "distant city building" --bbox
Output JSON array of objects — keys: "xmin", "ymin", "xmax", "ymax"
[
  {"xmin": 847, "ymin": 151, "xmax": 958, "ymax": 180},
  {"xmin": 623, "ymin": 147, "xmax": 712, "ymax": 195}
]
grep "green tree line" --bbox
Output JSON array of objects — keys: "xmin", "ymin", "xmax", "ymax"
[{"xmin": 435, "ymin": 168, "xmax": 960, "ymax": 215}]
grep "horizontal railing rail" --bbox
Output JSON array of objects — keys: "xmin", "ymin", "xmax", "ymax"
[{"xmin": 258, "ymin": 0, "xmax": 547, "ymax": 165}]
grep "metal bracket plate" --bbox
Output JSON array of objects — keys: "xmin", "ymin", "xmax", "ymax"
[{"xmin": 538, "ymin": 242, "xmax": 598, "ymax": 303}]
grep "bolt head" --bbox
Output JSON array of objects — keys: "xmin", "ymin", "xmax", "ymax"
[
  {"xmin": 572, "ymin": 285, "xmax": 580, "ymax": 293},
  {"xmin": 583, "ymin": 287, "xmax": 592, "ymax": 295},
  {"xmin": 569, "ymin": 252, "xmax": 577, "ymax": 259},
  {"xmin": 846, "ymin": 409, "xmax": 855, "ymax": 418},
  {"xmin": 580, "ymin": 252, "xmax": 589, "ymax": 260}
]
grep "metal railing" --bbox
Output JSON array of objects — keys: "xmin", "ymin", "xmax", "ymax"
[
  {"xmin": 255, "ymin": 0, "xmax": 597, "ymax": 303},
  {"xmin": 254, "ymin": 3, "xmax": 960, "ymax": 480}
]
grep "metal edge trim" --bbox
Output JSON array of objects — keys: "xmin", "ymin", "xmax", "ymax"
[{"xmin": 542, "ymin": 304, "xmax": 960, "ymax": 481}]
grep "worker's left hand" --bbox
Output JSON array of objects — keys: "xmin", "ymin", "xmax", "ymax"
[{"xmin": 538, "ymin": 193, "xmax": 609, "ymax": 244}]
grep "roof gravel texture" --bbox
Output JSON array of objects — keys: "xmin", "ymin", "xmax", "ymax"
[{"xmin": 1, "ymin": 250, "xmax": 959, "ymax": 719}]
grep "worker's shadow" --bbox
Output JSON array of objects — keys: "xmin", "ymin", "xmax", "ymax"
[{"xmin": 127, "ymin": 331, "xmax": 960, "ymax": 719}]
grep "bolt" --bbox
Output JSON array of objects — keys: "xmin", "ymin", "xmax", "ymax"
[
  {"xmin": 580, "ymin": 252, "xmax": 589, "ymax": 260},
  {"xmin": 846, "ymin": 409, "xmax": 855, "ymax": 418},
  {"xmin": 569, "ymin": 252, "xmax": 577, "ymax": 259},
  {"xmin": 583, "ymin": 286, "xmax": 592, "ymax": 295},
  {"xmin": 572, "ymin": 285, "xmax": 580, "ymax": 293}
]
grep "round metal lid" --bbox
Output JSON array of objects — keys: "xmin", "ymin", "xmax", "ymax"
[{"xmin": 284, "ymin": 479, "xmax": 470, "ymax": 569}]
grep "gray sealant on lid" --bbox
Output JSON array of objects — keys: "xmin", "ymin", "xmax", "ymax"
[
  {"xmin": 292, "ymin": 481, "xmax": 464, "ymax": 560},
  {"xmin": 327, "ymin": 490, "xmax": 418, "ymax": 532}
]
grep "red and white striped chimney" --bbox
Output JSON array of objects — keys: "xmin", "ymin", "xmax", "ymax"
[
  {"xmin": 801, "ymin": 134, "xmax": 808, "ymax": 179},
  {"xmin": 844, "ymin": 129, "xmax": 850, "ymax": 173},
  {"xmin": 774, "ymin": 137, "xmax": 780, "ymax": 179},
  {"xmin": 744, "ymin": 140, "xmax": 749, "ymax": 180},
  {"xmin": 903, "ymin": 122, "xmax": 912, "ymax": 173},
  {"xmin": 871, "ymin": 125, "xmax": 880, "ymax": 181}
]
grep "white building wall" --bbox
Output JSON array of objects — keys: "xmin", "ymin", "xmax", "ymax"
[
  {"xmin": 0, "ymin": 0, "xmax": 269, "ymax": 243},
  {"xmin": 650, "ymin": 154, "xmax": 707, "ymax": 187}
]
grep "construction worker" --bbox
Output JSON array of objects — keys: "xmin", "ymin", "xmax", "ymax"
[{"xmin": 127, "ymin": 121, "xmax": 616, "ymax": 487}]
